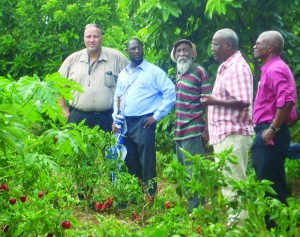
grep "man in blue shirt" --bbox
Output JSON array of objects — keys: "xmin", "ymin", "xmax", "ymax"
[{"xmin": 112, "ymin": 38, "xmax": 176, "ymax": 197}]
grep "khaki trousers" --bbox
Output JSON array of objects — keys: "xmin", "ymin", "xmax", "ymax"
[{"xmin": 214, "ymin": 134, "xmax": 252, "ymax": 222}]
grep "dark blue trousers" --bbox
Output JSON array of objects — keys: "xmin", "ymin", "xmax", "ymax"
[
  {"xmin": 67, "ymin": 107, "xmax": 113, "ymax": 132},
  {"xmin": 124, "ymin": 114, "xmax": 157, "ymax": 196},
  {"xmin": 251, "ymin": 123, "xmax": 290, "ymax": 204}
]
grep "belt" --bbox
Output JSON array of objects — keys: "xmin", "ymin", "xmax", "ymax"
[
  {"xmin": 125, "ymin": 113, "xmax": 154, "ymax": 120},
  {"xmin": 70, "ymin": 107, "xmax": 113, "ymax": 115},
  {"xmin": 254, "ymin": 123, "xmax": 270, "ymax": 133},
  {"xmin": 254, "ymin": 122, "xmax": 287, "ymax": 133}
]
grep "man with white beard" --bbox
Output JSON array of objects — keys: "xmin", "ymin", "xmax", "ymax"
[{"xmin": 171, "ymin": 39, "xmax": 211, "ymax": 211}]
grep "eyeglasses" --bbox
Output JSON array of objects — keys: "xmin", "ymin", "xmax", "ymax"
[
  {"xmin": 211, "ymin": 42, "xmax": 229, "ymax": 49},
  {"xmin": 255, "ymin": 41, "xmax": 269, "ymax": 47}
]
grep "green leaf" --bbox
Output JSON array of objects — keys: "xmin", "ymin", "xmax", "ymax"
[
  {"xmin": 0, "ymin": 104, "xmax": 22, "ymax": 116},
  {"xmin": 0, "ymin": 131, "xmax": 24, "ymax": 157}
]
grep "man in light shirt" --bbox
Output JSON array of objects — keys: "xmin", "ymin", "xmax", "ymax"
[
  {"xmin": 59, "ymin": 23, "xmax": 129, "ymax": 131},
  {"xmin": 112, "ymin": 38, "xmax": 175, "ymax": 197}
]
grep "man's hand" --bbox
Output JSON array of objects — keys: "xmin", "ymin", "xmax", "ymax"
[
  {"xmin": 200, "ymin": 94, "xmax": 216, "ymax": 105},
  {"xmin": 143, "ymin": 116, "xmax": 156, "ymax": 128},
  {"xmin": 112, "ymin": 123, "xmax": 120, "ymax": 133},
  {"xmin": 201, "ymin": 128, "xmax": 209, "ymax": 143},
  {"xmin": 262, "ymin": 128, "xmax": 276, "ymax": 145},
  {"xmin": 58, "ymin": 98, "xmax": 70, "ymax": 121},
  {"xmin": 63, "ymin": 109, "xmax": 70, "ymax": 121}
]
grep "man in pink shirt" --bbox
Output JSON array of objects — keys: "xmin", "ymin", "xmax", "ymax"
[
  {"xmin": 201, "ymin": 28, "xmax": 254, "ymax": 226},
  {"xmin": 252, "ymin": 30, "xmax": 297, "ymax": 229}
]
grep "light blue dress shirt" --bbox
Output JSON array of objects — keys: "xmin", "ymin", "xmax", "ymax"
[{"xmin": 114, "ymin": 60, "xmax": 175, "ymax": 121}]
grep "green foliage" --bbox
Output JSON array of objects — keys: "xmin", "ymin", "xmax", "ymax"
[
  {"xmin": 138, "ymin": 0, "xmax": 182, "ymax": 23},
  {"xmin": 205, "ymin": 0, "xmax": 242, "ymax": 19},
  {"xmin": 127, "ymin": 0, "xmax": 300, "ymax": 102},
  {"xmin": 113, "ymin": 172, "xmax": 144, "ymax": 205},
  {"xmin": 155, "ymin": 110, "xmax": 176, "ymax": 155},
  {"xmin": 1, "ymin": 1, "xmax": 300, "ymax": 235},
  {"xmin": 0, "ymin": 73, "xmax": 82, "ymax": 158},
  {"xmin": 0, "ymin": 0, "xmax": 133, "ymax": 78}
]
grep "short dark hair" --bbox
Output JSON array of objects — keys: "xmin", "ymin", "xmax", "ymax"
[{"xmin": 126, "ymin": 38, "xmax": 143, "ymax": 49}]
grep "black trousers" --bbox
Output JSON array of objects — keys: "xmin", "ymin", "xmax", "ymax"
[
  {"xmin": 252, "ymin": 123, "xmax": 291, "ymax": 229},
  {"xmin": 251, "ymin": 123, "xmax": 290, "ymax": 204},
  {"xmin": 124, "ymin": 114, "xmax": 157, "ymax": 196},
  {"xmin": 67, "ymin": 107, "xmax": 113, "ymax": 132}
]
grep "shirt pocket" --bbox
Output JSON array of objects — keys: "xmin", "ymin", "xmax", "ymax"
[
  {"xmin": 137, "ymin": 79, "xmax": 152, "ymax": 89},
  {"xmin": 104, "ymin": 71, "xmax": 117, "ymax": 88}
]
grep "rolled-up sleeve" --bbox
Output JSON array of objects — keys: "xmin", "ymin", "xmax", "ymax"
[{"xmin": 272, "ymin": 68, "xmax": 296, "ymax": 108}]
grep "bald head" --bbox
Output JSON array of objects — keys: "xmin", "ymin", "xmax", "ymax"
[
  {"xmin": 259, "ymin": 31, "xmax": 284, "ymax": 54},
  {"xmin": 211, "ymin": 28, "xmax": 239, "ymax": 62},
  {"xmin": 214, "ymin": 28, "xmax": 239, "ymax": 49}
]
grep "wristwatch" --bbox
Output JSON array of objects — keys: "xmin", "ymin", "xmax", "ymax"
[{"xmin": 270, "ymin": 124, "xmax": 280, "ymax": 133}]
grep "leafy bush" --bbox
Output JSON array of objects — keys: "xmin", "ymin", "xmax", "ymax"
[{"xmin": 0, "ymin": 74, "xmax": 299, "ymax": 236}]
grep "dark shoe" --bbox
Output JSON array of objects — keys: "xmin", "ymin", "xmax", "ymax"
[
  {"xmin": 78, "ymin": 193, "xmax": 85, "ymax": 201},
  {"xmin": 117, "ymin": 202, "xmax": 127, "ymax": 209}
]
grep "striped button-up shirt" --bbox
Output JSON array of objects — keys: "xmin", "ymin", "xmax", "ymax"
[{"xmin": 208, "ymin": 51, "xmax": 254, "ymax": 145}]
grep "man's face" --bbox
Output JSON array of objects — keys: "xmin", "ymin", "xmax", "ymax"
[
  {"xmin": 253, "ymin": 34, "xmax": 270, "ymax": 60},
  {"xmin": 126, "ymin": 40, "xmax": 143, "ymax": 64},
  {"xmin": 211, "ymin": 34, "xmax": 230, "ymax": 62},
  {"xmin": 84, "ymin": 27, "xmax": 102, "ymax": 54},
  {"xmin": 175, "ymin": 43, "xmax": 192, "ymax": 62},
  {"xmin": 175, "ymin": 43, "xmax": 193, "ymax": 74}
]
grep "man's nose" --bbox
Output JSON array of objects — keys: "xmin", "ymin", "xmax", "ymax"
[{"xmin": 178, "ymin": 50, "xmax": 186, "ymax": 56}]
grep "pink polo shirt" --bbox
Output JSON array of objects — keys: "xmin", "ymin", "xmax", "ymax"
[{"xmin": 253, "ymin": 56, "xmax": 297, "ymax": 125}]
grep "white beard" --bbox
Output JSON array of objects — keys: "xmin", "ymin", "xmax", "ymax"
[{"xmin": 176, "ymin": 58, "xmax": 192, "ymax": 75}]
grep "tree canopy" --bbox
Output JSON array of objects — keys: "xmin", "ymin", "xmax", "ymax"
[
  {"xmin": 0, "ymin": 0, "xmax": 133, "ymax": 78},
  {"xmin": 0, "ymin": 0, "xmax": 299, "ymax": 104},
  {"xmin": 1, "ymin": 0, "xmax": 299, "ymax": 76}
]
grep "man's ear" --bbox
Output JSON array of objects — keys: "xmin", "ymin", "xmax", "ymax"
[
  {"xmin": 191, "ymin": 43, "xmax": 197, "ymax": 60},
  {"xmin": 170, "ymin": 47, "xmax": 177, "ymax": 63},
  {"xmin": 267, "ymin": 44, "xmax": 274, "ymax": 53},
  {"xmin": 225, "ymin": 41, "xmax": 232, "ymax": 49}
]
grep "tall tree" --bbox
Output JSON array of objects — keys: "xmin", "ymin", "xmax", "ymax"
[{"xmin": 122, "ymin": 0, "xmax": 300, "ymax": 82}]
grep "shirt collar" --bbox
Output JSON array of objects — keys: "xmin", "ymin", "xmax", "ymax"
[
  {"xmin": 261, "ymin": 55, "xmax": 281, "ymax": 71},
  {"xmin": 79, "ymin": 47, "xmax": 108, "ymax": 63},
  {"xmin": 220, "ymin": 51, "xmax": 241, "ymax": 70},
  {"xmin": 125, "ymin": 59, "xmax": 146, "ymax": 72},
  {"xmin": 98, "ymin": 47, "xmax": 108, "ymax": 62}
]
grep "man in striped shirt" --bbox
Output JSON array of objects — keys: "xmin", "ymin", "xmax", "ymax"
[
  {"xmin": 200, "ymin": 29, "xmax": 254, "ymax": 224},
  {"xmin": 171, "ymin": 39, "xmax": 211, "ymax": 211}
]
